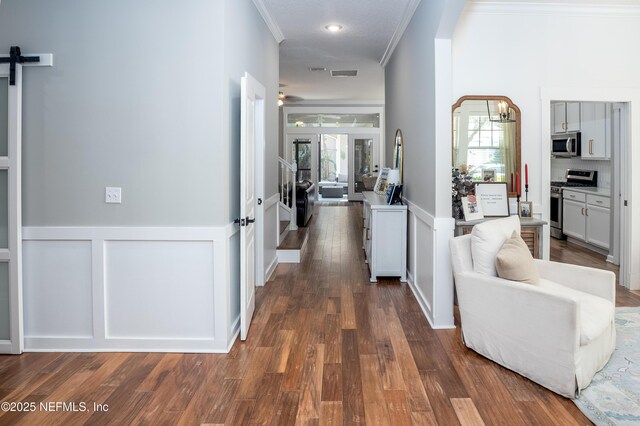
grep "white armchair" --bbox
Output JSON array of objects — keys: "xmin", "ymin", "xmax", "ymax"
[{"xmin": 450, "ymin": 221, "xmax": 616, "ymax": 398}]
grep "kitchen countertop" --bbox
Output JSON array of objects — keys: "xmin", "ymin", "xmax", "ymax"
[{"xmin": 562, "ymin": 187, "xmax": 611, "ymax": 197}]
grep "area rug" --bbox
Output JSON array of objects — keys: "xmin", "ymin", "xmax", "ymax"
[{"xmin": 573, "ymin": 307, "xmax": 640, "ymax": 425}]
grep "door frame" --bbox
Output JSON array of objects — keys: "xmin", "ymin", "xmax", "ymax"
[
  {"xmin": 0, "ymin": 63, "xmax": 23, "ymax": 354},
  {"xmin": 541, "ymin": 87, "xmax": 638, "ymax": 289}
]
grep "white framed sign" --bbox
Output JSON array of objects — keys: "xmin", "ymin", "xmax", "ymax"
[{"xmin": 475, "ymin": 182, "xmax": 510, "ymax": 217}]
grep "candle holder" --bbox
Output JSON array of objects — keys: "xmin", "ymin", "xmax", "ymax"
[{"xmin": 525, "ymin": 184, "xmax": 529, "ymax": 202}]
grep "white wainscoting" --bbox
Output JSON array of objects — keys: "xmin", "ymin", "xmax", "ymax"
[
  {"xmin": 264, "ymin": 193, "xmax": 280, "ymax": 283},
  {"xmin": 404, "ymin": 199, "xmax": 456, "ymax": 329},
  {"xmin": 21, "ymin": 226, "xmax": 240, "ymax": 352}
]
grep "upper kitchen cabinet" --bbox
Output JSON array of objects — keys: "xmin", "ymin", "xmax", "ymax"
[
  {"xmin": 581, "ymin": 102, "xmax": 611, "ymax": 160},
  {"xmin": 552, "ymin": 102, "xmax": 580, "ymax": 133}
]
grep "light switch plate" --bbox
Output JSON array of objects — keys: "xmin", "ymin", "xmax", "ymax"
[{"xmin": 105, "ymin": 187, "xmax": 122, "ymax": 204}]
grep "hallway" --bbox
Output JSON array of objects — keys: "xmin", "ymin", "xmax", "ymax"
[{"xmin": 3, "ymin": 204, "xmax": 639, "ymax": 424}]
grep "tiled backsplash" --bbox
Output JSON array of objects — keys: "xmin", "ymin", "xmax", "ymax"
[{"xmin": 550, "ymin": 157, "xmax": 611, "ymax": 188}]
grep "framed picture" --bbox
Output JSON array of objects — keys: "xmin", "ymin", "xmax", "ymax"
[
  {"xmin": 387, "ymin": 184, "xmax": 403, "ymax": 205},
  {"xmin": 462, "ymin": 194, "xmax": 483, "ymax": 221},
  {"xmin": 475, "ymin": 182, "xmax": 510, "ymax": 217},
  {"xmin": 482, "ymin": 169, "xmax": 495, "ymax": 182},
  {"xmin": 374, "ymin": 168, "xmax": 390, "ymax": 195},
  {"xmin": 519, "ymin": 201, "xmax": 533, "ymax": 218}
]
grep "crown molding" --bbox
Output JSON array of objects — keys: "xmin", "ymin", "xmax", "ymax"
[
  {"xmin": 380, "ymin": 0, "xmax": 422, "ymax": 67},
  {"xmin": 252, "ymin": 0, "xmax": 285, "ymax": 43},
  {"xmin": 466, "ymin": 1, "xmax": 640, "ymax": 17}
]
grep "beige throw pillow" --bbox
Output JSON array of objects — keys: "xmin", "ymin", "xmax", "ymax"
[{"xmin": 495, "ymin": 231, "xmax": 539, "ymax": 284}]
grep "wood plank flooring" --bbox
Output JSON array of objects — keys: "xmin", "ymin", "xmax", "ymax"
[{"xmin": 1, "ymin": 204, "xmax": 639, "ymax": 425}]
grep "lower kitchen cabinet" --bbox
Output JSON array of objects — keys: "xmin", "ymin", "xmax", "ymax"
[{"xmin": 563, "ymin": 190, "xmax": 610, "ymax": 250}]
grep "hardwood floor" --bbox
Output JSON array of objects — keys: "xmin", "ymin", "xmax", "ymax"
[
  {"xmin": 550, "ymin": 237, "xmax": 640, "ymax": 306},
  {"xmin": 1, "ymin": 204, "xmax": 638, "ymax": 425}
]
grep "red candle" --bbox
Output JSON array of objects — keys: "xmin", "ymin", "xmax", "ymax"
[
  {"xmin": 525, "ymin": 164, "xmax": 529, "ymax": 186},
  {"xmin": 510, "ymin": 173, "xmax": 514, "ymax": 193},
  {"xmin": 516, "ymin": 173, "xmax": 521, "ymax": 196}
]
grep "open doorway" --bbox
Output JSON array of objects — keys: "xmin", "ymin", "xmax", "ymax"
[
  {"xmin": 318, "ymin": 134, "xmax": 349, "ymax": 202},
  {"xmin": 547, "ymin": 100, "xmax": 627, "ymax": 287}
]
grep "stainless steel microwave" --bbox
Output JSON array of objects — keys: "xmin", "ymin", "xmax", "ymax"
[{"xmin": 551, "ymin": 132, "xmax": 581, "ymax": 157}]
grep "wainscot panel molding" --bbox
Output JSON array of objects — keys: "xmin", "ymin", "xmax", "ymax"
[
  {"xmin": 264, "ymin": 192, "xmax": 280, "ymax": 284},
  {"xmin": 404, "ymin": 198, "xmax": 456, "ymax": 329},
  {"xmin": 22, "ymin": 226, "xmax": 240, "ymax": 353}
]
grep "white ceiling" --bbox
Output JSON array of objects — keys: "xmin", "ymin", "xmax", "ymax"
[
  {"xmin": 259, "ymin": 0, "xmax": 640, "ymax": 104},
  {"xmin": 260, "ymin": 0, "xmax": 418, "ymax": 104}
]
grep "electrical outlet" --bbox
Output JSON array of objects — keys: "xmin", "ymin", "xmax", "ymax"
[{"xmin": 105, "ymin": 187, "xmax": 122, "ymax": 204}]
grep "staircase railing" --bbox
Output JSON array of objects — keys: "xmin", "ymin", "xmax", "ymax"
[{"xmin": 278, "ymin": 157, "xmax": 298, "ymax": 231}]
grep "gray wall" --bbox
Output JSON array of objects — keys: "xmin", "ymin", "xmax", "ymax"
[
  {"xmin": 0, "ymin": 0, "xmax": 226, "ymax": 226},
  {"xmin": 223, "ymin": 0, "xmax": 280, "ymax": 223},
  {"xmin": 385, "ymin": 0, "xmax": 465, "ymax": 215},
  {"xmin": 0, "ymin": 0, "xmax": 279, "ymax": 228}
]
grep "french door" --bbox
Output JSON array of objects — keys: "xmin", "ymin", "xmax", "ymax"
[
  {"xmin": 348, "ymin": 134, "xmax": 380, "ymax": 201},
  {"xmin": 0, "ymin": 63, "xmax": 23, "ymax": 354}
]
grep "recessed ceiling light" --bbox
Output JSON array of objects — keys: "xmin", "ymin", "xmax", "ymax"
[{"xmin": 324, "ymin": 24, "xmax": 343, "ymax": 33}]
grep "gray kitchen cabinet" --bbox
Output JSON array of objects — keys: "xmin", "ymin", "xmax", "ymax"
[{"xmin": 581, "ymin": 102, "xmax": 611, "ymax": 160}]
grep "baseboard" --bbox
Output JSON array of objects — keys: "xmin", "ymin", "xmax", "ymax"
[
  {"xmin": 265, "ymin": 255, "xmax": 278, "ymax": 282},
  {"xmin": 226, "ymin": 315, "xmax": 241, "ymax": 351}
]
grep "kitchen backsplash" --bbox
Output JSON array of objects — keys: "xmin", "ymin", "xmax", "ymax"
[{"xmin": 550, "ymin": 157, "xmax": 611, "ymax": 188}]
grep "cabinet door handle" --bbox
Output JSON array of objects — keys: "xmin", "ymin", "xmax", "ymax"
[
  {"xmin": 589, "ymin": 139, "xmax": 594, "ymax": 155},
  {"xmin": 596, "ymin": 200, "xmax": 603, "ymax": 204},
  {"xmin": 585, "ymin": 208, "xmax": 589, "ymax": 216},
  {"xmin": 581, "ymin": 207, "xmax": 585, "ymax": 215}
]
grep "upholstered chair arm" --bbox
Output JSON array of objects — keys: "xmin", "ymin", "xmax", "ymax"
[
  {"xmin": 534, "ymin": 260, "xmax": 616, "ymax": 303},
  {"xmin": 454, "ymin": 271, "xmax": 580, "ymax": 397}
]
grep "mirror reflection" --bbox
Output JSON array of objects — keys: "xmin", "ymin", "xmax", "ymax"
[
  {"xmin": 393, "ymin": 129, "xmax": 403, "ymax": 184},
  {"xmin": 452, "ymin": 96, "xmax": 520, "ymax": 185}
]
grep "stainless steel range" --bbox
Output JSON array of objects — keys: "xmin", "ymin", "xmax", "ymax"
[{"xmin": 550, "ymin": 169, "xmax": 598, "ymax": 239}]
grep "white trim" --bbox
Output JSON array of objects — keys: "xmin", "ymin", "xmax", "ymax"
[
  {"xmin": 403, "ymin": 198, "xmax": 456, "ymax": 329},
  {"xmin": 0, "ymin": 158, "xmax": 9, "ymax": 169},
  {"xmin": 380, "ymin": 0, "xmax": 422, "ymax": 67},
  {"xmin": 251, "ymin": 0, "xmax": 285, "ymax": 43},
  {"xmin": 540, "ymin": 87, "xmax": 640, "ymax": 290},
  {"xmin": 23, "ymin": 226, "xmax": 231, "ymax": 241},
  {"xmin": 466, "ymin": 1, "xmax": 640, "ymax": 17},
  {"xmin": 276, "ymin": 249, "xmax": 301, "ymax": 264},
  {"xmin": 265, "ymin": 192, "xmax": 280, "ymax": 209},
  {"xmin": 265, "ymin": 255, "xmax": 278, "ymax": 282},
  {"xmin": 0, "ymin": 53, "xmax": 53, "ymax": 67},
  {"xmin": 22, "ymin": 225, "xmax": 239, "ymax": 352}
]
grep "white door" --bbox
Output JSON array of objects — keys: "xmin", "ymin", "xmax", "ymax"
[
  {"xmin": 349, "ymin": 134, "xmax": 380, "ymax": 200},
  {"xmin": 240, "ymin": 73, "xmax": 265, "ymax": 341},
  {"xmin": 0, "ymin": 64, "xmax": 23, "ymax": 354}
]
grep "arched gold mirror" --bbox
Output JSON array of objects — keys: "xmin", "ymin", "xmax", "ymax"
[
  {"xmin": 452, "ymin": 96, "xmax": 520, "ymax": 192},
  {"xmin": 393, "ymin": 129, "xmax": 404, "ymax": 184}
]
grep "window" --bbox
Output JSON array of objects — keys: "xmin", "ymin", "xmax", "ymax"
[{"xmin": 466, "ymin": 113, "xmax": 505, "ymax": 181}]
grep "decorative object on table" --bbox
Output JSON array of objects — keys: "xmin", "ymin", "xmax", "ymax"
[
  {"xmin": 393, "ymin": 129, "xmax": 404, "ymax": 184},
  {"xmin": 374, "ymin": 167, "xmax": 390, "ymax": 195},
  {"xmin": 362, "ymin": 175, "xmax": 376, "ymax": 190},
  {"xmin": 452, "ymin": 166, "xmax": 474, "ymax": 220},
  {"xmin": 516, "ymin": 172, "xmax": 521, "ymax": 203},
  {"xmin": 482, "ymin": 169, "xmax": 495, "ymax": 182},
  {"xmin": 518, "ymin": 201, "xmax": 533, "ymax": 218},
  {"xmin": 508, "ymin": 197, "xmax": 518, "ymax": 215},
  {"xmin": 573, "ymin": 307, "xmax": 640, "ymax": 426},
  {"xmin": 461, "ymin": 194, "xmax": 483, "ymax": 221},
  {"xmin": 524, "ymin": 163, "xmax": 529, "ymax": 202},
  {"xmin": 386, "ymin": 168, "xmax": 400, "ymax": 192},
  {"xmin": 475, "ymin": 182, "xmax": 510, "ymax": 217},
  {"xmin": 386, "ymin": 184, "xmax": 403, "ymax": 205}
]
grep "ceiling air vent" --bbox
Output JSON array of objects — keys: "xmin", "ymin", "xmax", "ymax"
[
  {"xmin": 308, "ymin": 67, "xmax": 327, "ymax": 72},
  {"xmin": 330, "ymin": 70, "xmax": 358, "ymax": 77}
]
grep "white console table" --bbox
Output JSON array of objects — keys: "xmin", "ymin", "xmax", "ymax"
[{"xmin": 362, "ymin": 191, "xmax": 407, "ymax": 283}]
